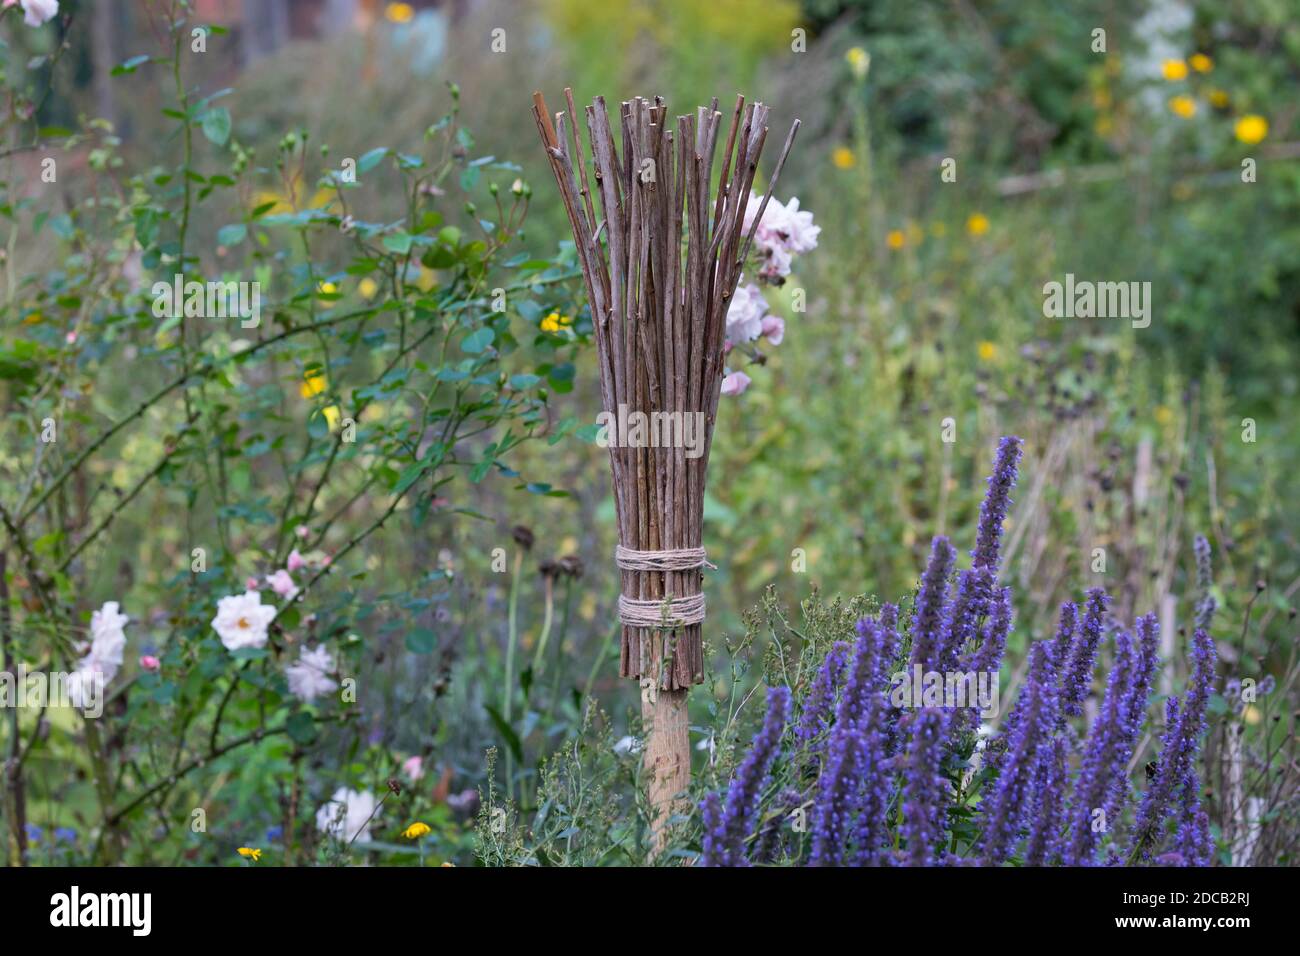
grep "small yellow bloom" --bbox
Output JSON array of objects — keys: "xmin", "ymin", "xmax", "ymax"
[
  {"xmin": 977, "ymin": 341, "xmax": 997, "ymax": 362},
  {"xmin": 358, "ymin": 277, "xmax": 379, "ymax": 300},
  {"xmin": 300, "ymin": 369, "xmax": 327, "ymax": 398},
  {"xmin": 1207, "ymin": 89, "xmax": 1229, "ymax": 108},
  {"xmin": 1168, "ymin": 95, "xmax": 1197, "ymax": 119},
  {"xmin": 1243, "ymin": 704, "xmax": 1261, "ymax": 725},
  {"xmin": 323, "ymin": 405, "xmax": 342, "ymax": 432},
  {"xmin": 23, "ymin": 311, "xmax": 43, "ymax": 325},
  {"xmin": 1155, "ymin": 405, "xmax": 1174, "ymax": 425},
  {"xmin": 966, "ymin": 213, "xmax": 990, "ymax": 237},
  {"xmin": 1189, "ymin": 53, "xmax": 1213, "ymax": 73},
  {"xmin": 539, "ymin": 312, "xmax": 572, "ymax": 333},
  {"xmin": 1161, "ymin": 59, "xmax": 1188, "ymax": 81},
  {"xmin": 403, "ymin": 821, "xmax": 432, "ymax": 840},
  {"xmin": 318, "ymin": 281, "xmax": 338, "ymax": 295},
  {"xmin": 1234, "ymin": 114, "xmax": 1268, "ymax": 145},
  {"xmin": 845, "ymin": 47, "xmax": 870, "ymax": 80},
  {"xmin": 831, "ymin": 147, "xmax": 855, "ymax": 170},
  {"xmin": 385, "ymin": 2, "xmax": 414, "ymax": 23},
  {"xmin": 237, "ymin": 847, "xmax": 262, "ymax": 861},
  {"xmin": 885, "ymin": 229, "xmax": 905, "ymax": 250}
]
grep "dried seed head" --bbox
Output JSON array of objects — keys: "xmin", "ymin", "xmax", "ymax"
[
  {"xmin": 511, "ymin": 525, "xmax": 535, "ymax": 551},
  {"xmin": 558, "ymin": 554, "xmax": 584, "ymax": 579}
]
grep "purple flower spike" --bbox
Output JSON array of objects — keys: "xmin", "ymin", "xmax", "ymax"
[
  {"xmin": 1131, "ymin": 628, "xmax": 1216, "ymax": 861},
  {"xmin": 1064, "ymin": 629, "xmax": 1134, "ymax": 865},
  {"xmin": 703, "ymin": 685, "xmax": 792, "ymax": 866},
  {"xmin": 901, "ymin": 708, "xmax": 950, "ymax": 866},
  {"xmin": 982, "ymin": 641, "xmax": 1056, "ymax": 864},
  {"xmin": 1060, "ymin": 587, "xmax": 1109, "ymax": 718},
  {"xmin": 1023, "ymin": 736, "xmax": 1068, "ymax": 866},
  {"xmin": 973, "ymin": 435, "xmax": 1023, "ymax": 572},
  {"xmin": 909, "ymin": 537, "xmax": 956, "ymax": 672},
  {"xmin": 810, "ymin": 720, "xmax": 860, "ymax": 866},
  {"xmin": 795, "ymin": 641, "xmax": 849, "ymax": 758}
]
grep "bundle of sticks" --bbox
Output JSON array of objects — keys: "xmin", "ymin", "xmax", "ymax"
[{"xmin": 532, "ymin": 89, "xmax": 798, "ymax": 690}]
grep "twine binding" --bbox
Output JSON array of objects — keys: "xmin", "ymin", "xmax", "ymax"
[
  {"xmin": 614, "ymin": 545, "xmax": 716, "ymax": 572},
  {"xmin": 615, "ymin": 547, "xmax": 712, "ymax": 629},
  {"xmin": 618, "ymin": 593, "xmax": 706, "ymax": 629}
]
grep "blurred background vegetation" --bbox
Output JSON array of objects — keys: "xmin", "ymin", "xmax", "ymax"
[{"xmin": 3, "ymin": 0, "xmax": 1296, "ymax": 864}]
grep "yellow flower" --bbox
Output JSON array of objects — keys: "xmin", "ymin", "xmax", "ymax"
[
  {"xmin": 885, "ymin": 229, "xmax": 905, "ymax": 250},
  {"xmin": 1161, "ymin": 59, "xmax": 1188, "ymax": 81},
  {"xmin": 539, "ymin": 312, "xmax": 572, "ymax": 333},
  {"xmin": 845, "ymin": 47, "xmax": 870, "ymax": 80},
  {"xmin": 237, "ymin": 847, "xmax": 262, "ymax": 861},
  {"xmin": 1168, "ymin": 95, "xmax": 1197, "ymax": 119},
  {"xmin": 1189, "ymin": 53, "xmax": 1213, "ymax": 73},
  {"xmin": 977, "ymin": 341, "xmax": 997, "ymax": 362},
  {"xmin": 385, "ymin": 2, "xmax": 414, "ymax": 23},
  {"xmin": 358, "ymin": 277, "xmax": 379, "ymax": 300},
  {"xmin": 318, "ymin": 281, "xmax": 338, "ymax": 295},
  {"xmin": 831, "ymin": 147, "xmax": 855, "ymax": 170},
  {"xmin": 1207, "ymin": 88, "xmax": 1229, "ymax": 108},
  {"xmin": 23, "ymin": 311, "xmax": 43, "ymax": 325},
  {"xmin": 300, "ymin": 369, "xmax": 327, "ymax": 398},
  {"xmin": 323, "ymin": 405, "xmax": 342, "ymax": 432},
  {"xmin": 1234, "ymin": 114, "xmax": 1268, "ymax": 145},
  {"xmin": 966, "ymin": 213, "xmax": 990, "ymax": 237},
  {"xmin": 403, "ymin": 821, "xmax": 432, "ymax": 840},
  {"xmin": 1155, "ymin": 405, "xmax": 1174, "ymax": 425}
]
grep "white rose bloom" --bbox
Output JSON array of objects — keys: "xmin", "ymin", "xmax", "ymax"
[
  {"xmin": 285, "ymin": 645, "xmax": 338, "ymax": 703},
  {"xmin": 89, "ymin": 600, "xmax": 129, "ymax": 669},
  {"xmin": 211, "ymin": 590, "xmax": 276, "ymax": 651},
  {"xmin": 64, "ymin": 660, "xmax": 105, "ymax": 710},
  {"xmin": 315, "ymin": 787, "xmax": 379, "ymax": 843}
]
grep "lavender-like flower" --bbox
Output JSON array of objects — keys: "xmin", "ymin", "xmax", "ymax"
[
  {"xmin": 702, "ymin": 685, "xmax": 792, "ymax": 866},
  {"xmin": 1050, "ymin": 601, "xmax": 1078, "ymax": 672},
  {"xmin": 972, "ymin": 435, "xmax": 1023, "ymax": 572},
  {"xmin": 909, "ymin": 536, "xmax": 956, "ymax": 672},
  {"xmin": 809, "ymin": 720, "xmax": 860, "ymax": 866},
  {"xmin": 1175, "ymin": 772, "xmax": 1212, "ymax": 867},
  {"xmin": 1064, "ymin": 628, "xmax": 1134, "ymax": 865},
  {"xmin": 982, "ymin": 641, "xmax": 1056, "ymax": 864},
  {"xmin": 1023, "ymin": 735, "xmax": 1068, "ymax": 866},
  {"xmin": 968, "ymin": 585, "xmax": 1013, "ymax": 679},
  {"xmin": 1060, "ymin": 587, "xmax": 1109, "ymax": 718},
  {"xmin": 1130, "ymin": 628, "xmax": 1216, "ymax": 861},
  {"xmin": 900, "ymin": 707, "xmax": 949, "ymax": 866},
  {"xmin": 795, "ymin": 640, "xmax": 849, "ymax": 757}
]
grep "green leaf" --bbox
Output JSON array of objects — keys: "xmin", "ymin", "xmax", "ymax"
[
  {"xmin": 217, "ymin": 223, "xmax": 247, "ymax": 246},
  {"xmin": 357, "ymin": 147, "xmax": 388, "ymax": 173},
  {"xmin": 461, "ymin": 327, "xmax": 494, "ymax": 354},
  {"xmin": 484, "ymin": 705, "xmax": 522, "ymax": 762},
  {"xmin": 201, "ymin": 107, "xmax": 232, "ymax": 146},
  {"xmin": 382, "ymin": 230, "xmax": 413, "ymax": 255},
  {"xmin": 405, "ymin": 628, "xmax": 436, "ymax": 655},
  {"xmin": 286, "ymin": 712, "xmax": 318, "ymax": 745},
  {"xmin": 112, "ymin": 55, "xmax": 150, "ymax": 76}
]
